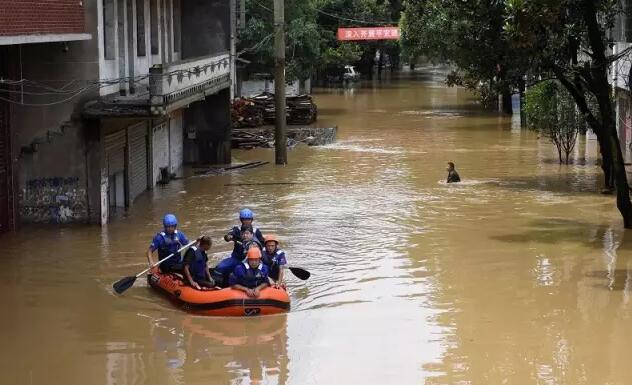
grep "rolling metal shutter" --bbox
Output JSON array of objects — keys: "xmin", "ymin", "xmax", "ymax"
[
  {"xmin": 104, "ymin": 130, "xmax": 126, "ymax": 175},
  {"xmin": 127, "ymin": 122, "xmax": 148, "ymax": 202},
  {"xmin": 0, "ymin": 102, "xmax": 9, "ymax": 232}
]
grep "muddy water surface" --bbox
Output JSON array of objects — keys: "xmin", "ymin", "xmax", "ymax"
[{"xmin": 1, "ymin": 67, "xmax": 631, "ymax": 385}]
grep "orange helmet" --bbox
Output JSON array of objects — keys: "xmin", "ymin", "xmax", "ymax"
[
  {"xmin": 264, "ymin": 234, "xmax": 280, "ymax": 245},
  {"xmin": 246, "ymin": 247, "xmax": 262, "ymax": 260}
]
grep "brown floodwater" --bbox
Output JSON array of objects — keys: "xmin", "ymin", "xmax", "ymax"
[{"xmin": 2, "ymin": 66, "xmax": 632, "ymax": 385}]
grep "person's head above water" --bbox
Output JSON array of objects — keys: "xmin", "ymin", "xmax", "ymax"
[
  {"xmin": 447, "ymin": 162, "xmax": 456, "ymax": 171},
  {"xmin": 246, "ymin": 247, "xmax": 262, "ymax": 269},
  {"xmin": 239, "ymin": 208, "xmax": 254, "ymax": 226},
  {"xmin": 264, "ymin": 234, "xmax": 280, "ymax": 254},
  {"xmin": 241, "ymin": 225, "xmax": 254, "ymax": 241},
  {"xmin": 198, "ymin": 235, "xmax": 212, "ymax": 251},
  {"xmin": 163, "ymin": 214, "xmax": 178, "ymax": 233}
]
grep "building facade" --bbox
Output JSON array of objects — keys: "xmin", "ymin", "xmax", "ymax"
[
  {"xmin": 0, "ymin": 0, "xmax": 235, "ymax": 229},
  {"xmin": 610, "ymin": 2, "xmax": 632, "ymax": 162},
  {"xmin": 0, "ymin": 0, "xmax": 92, "ymax": 231}
]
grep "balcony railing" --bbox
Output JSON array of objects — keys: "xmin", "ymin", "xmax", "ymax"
[{"xmin": 149, "ymin": 52, "xmax": 231, "ymax": 109}]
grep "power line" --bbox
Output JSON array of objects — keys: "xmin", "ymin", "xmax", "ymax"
[
  {"xmin": 247, "ymin": 0, "xmax": 397, "ymax": 25},
  {"xmin": 313, "ymin": 8, "xmax": 395, "ymax": 25},
  {"xmin": 251, "ymin": 0, "xmax": 272, "ymax": 12}
]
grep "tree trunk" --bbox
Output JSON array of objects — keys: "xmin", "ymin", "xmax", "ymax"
[
  {"xmin": 501, "ymin": 87, "xmax": 513, "ymax": 115},
  {"xmin": 581, "ymin": 0, "xmax": 632, "ymax": 227},
  {"xmin": 519, "ymin": 79, "xmax": 526, "ymax": 127}
]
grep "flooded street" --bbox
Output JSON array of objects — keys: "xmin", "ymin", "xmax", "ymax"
[{"xmin": 2, "ymin": 67, "xmax": 632, "ymax": 385}]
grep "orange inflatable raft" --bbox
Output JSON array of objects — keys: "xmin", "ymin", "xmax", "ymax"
[{"xmin": 148, "ymin": 271, "xmax": 290, "ymax": 317}]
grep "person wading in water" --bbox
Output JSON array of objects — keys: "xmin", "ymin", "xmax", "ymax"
[{"xmin": 446, "ymin": 162, "xmax": 461, "ymax": 183}]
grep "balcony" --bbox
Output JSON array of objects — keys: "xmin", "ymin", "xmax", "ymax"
[
  {"xmin": 149, "ymin": 52, "xmax": 231, "ymax": 114},
  {"xmin": 83, "ymin": 52, "xmax": 231, "ymax": 118}
]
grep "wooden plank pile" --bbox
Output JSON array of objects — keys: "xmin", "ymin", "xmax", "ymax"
[
  {"xmin": 231, "ymin": 92, "xmax": 318, "ymax": 128},
  {"xmin": 231, "ymin": 130, "xmax": 272, "ymax": 149},
  {"xmin": 231, "ymin": 127, "xmax": 337, "ymax": 149}
]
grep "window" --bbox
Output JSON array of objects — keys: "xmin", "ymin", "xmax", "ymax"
[
  {"xmin": 103, "ymin": 0, "xmax": 116, "ymax": 59},
  {"xmin": 626, "ymin": 0, "xmax": 632, "ymax": 42},
  {"xmin": 173, "ymin": 0, "xmax": 181, "ymax": 53},
  {"xmin": 136, "ymin": 0, "xmax": 146, "ymax": 56},
  {"xmin": 150, "ymin": 0, "xmax": 159, "ymax": 55}
]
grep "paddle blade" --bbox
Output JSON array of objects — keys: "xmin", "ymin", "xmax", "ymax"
[
  {"xmin": 288, "ymin": 267, "xmax": 310, "ymax": 280},
  {"xmin": 113, "ymin": 276, "xmax": 137, "ymax": 294}
]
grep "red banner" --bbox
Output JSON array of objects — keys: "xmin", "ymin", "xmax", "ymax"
[{"xmin": 337, "ymin": 27, "xmax": 400, "ymax": 41}]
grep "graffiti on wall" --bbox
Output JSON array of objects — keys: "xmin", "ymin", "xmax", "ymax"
[{"xmin": 19, "ymin": 177, "xmax": 87, "ymax": 223}]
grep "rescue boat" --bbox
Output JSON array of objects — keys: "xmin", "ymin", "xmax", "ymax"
[{"xmin": 148, "ymin": 271, "xmax": 290, "ymax": 316}]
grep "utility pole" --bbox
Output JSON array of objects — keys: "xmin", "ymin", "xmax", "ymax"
[{"xmin": 274, "ymin": 0, "xmax": 287, "ymax": 165}]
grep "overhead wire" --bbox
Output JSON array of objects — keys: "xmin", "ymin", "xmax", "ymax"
[{"xmin": 247, "ymin": 0, "xmax": 397, "ymax": 25}]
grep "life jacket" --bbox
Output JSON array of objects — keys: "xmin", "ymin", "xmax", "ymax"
[
  {"xmin": 158, "ymin": 230, "xmax": 184, "ymax": 265},
  {"xmin": 231, "ymin": 226, "xmax": 263, "ymax": 258},
  {"xmin": 262, "ymin": 249, "xmax": 285, "ymax": 267},
  {"xmin": 187, "ymin": 245, "xmax": 208, "ymax": 281},
  {"xmin": 238, "ymin": 263, "xmax": 269, "ymax": 288}
]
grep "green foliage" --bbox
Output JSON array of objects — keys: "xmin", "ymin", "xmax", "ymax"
[
  {"xmin": 238, "ymin": 0, "xmax": 399, "ymax": 80},
  {"xmin": 239, "ymin": 0, "xmax": 320, "ymax": 81},
  {"xmin": 401, "ymin": 0, "xmax": 529, "ymax": 109},
  {"xmin": 525, "ymin": 80, "xmax": 581, "ymax": 164}
]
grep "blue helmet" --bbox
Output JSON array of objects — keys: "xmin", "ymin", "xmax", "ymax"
[
  {"xmin": 163, "ymin": 214, "xmax": 178, "ymax": 227},
  {"xmin": 239, "ymin": 208, "xmax": 254, "ymax": 220}
]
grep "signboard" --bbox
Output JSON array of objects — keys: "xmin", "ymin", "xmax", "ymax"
[{"xmin": 337, "ymin": 27, "xmax": 400, "ymax": 41}]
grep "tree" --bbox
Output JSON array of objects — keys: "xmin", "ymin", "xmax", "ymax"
[
  {"xmin": 314, "ymin": 0, "xmax": 393, "ymax": 78},
  {"xmin": 524, "ymin": 80, "xmax": 580, "ymax": 164},
  {"xmin": 240, "ymin": 0, "xmax": 395, "ymax": 82},
  {"xmin": 403, "ymin": 0, "xmax": 632, "ymax": 227},
  {"xmin": 401, "ymin": 0, "xmax": 530, "ymax": 114},
  {"xmin": 504, "ymin": 0, "xmax": 632, "ymax": 227},
  {"xmin": 239, "ymin": 0, "xmax": 321, "ymax": 82}
]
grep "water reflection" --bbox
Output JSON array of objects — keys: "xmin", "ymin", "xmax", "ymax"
[{"xmin": 105, "ymin": 314, "xmax": 289, "ymax": 385}]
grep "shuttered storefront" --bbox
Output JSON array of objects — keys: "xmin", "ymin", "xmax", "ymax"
[
  {"xmin": 105, "ymin": 130, "xmax": 126, "ymax": 175},
  {"xmin": 127, "ymin": 122, "xmax": 148, "ymax": 203},
  {"xmin": 104, "ymin": 130, "xmax": 126, "ymax": 208},
  {"xmin": 0, "ymin": 101, "xmax": 10, "ymax": 232}
]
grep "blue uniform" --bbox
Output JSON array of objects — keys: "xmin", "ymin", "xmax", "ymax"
[
  {"xmin": 214, "ymin": 226, "xmax": 265, "ymax": 284},
  {"xmin": 184, "ymin": 246, "xmax": 209, "ymax": 281},
  {"xmin": 229, "ymin": 263, "xmax": 270, "ymax": 288},
  {"xmin": 227, "ymin": 225, "xmax": 265, "ymax": 258},
  {"xmin": 150, "ymin": 230, "xmax": 189, "ymax": 272},
  {"xmin": 262, "ymin": 249, "xmax": 287, "ymax": 281}
]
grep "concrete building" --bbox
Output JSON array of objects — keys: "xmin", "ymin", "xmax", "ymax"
[
  {"xmin": 0, "ymin": 0, "xmax": 235, "ymax": 229},
  {"xmin": 0, "ymin": 0, "xmax": 92, "ymax": 232},
  {"xmin": 610, "ymin": 2, "xmax": 632, "ymax": 162}
]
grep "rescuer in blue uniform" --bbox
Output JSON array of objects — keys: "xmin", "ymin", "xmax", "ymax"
[
  {"xmin": 261, "ymin": 234, "xmax": 287, "ymax": 286},
  {"xmin": 212, "ymin": 209, "xmax": 265, "ymax": 286},
  {"xmin": 147, "ymin": 214, "xmax": 190, "ymax": 273},
  {"xmin": 183, "ymin": 235, "xmax": 214, "ymax": 290},
  {"xmin": 229, "ymin": 247, "xmax": 272, "ymax": 297}
]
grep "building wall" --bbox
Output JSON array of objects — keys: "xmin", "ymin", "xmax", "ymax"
[
  {"xmin": 0, "ymin": 0, "xmax": 85, "ymax": 36},
  {"xmin": 169, "ymin": 111, "xmax": 183, "ymax": 176},
  {"xmin": 98, "ymin": 0, "xmax": 182, "ymax": 96},
  {"xmin": 181, "ymin": 0, "xmax": 229, "ymax": 59},
  {"xmin": 9, "ymin": 0, "xmax": 100, "ymax": 224},
  {"xmin": 183, "ymin": 88, "xmax": 231, "ymax": 164},
  {"xmin": 151, "ymin": 119, "xmax": 169, "ymax": 185},
  {"xmin": 18, "ymin": 124, "xmax": 89, "ymax": 223},
  {"xmin": 239, "ymin": 79, "xmax": 310, "ymax": 97}
]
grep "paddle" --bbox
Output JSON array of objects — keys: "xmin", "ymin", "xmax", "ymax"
[
  {"xmin": 233, "ymin": 240, "xmax": 311, "ymax": 280},
  {"xmin": 113, "ymin": 239, "xmax": 198, "ymax": 294},
  {"xmin": 287, "ymin": 266, "xmax": 310, "ymax": 280}
]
